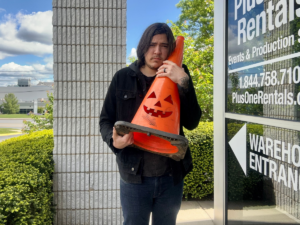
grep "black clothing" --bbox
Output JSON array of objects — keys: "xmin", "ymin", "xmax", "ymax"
[
  {"xmin": 99, "ymin": 61, "xmax": 201, "ymax": 185},
  {"xmin": 144, "ymin": 75, "xmax": 156, "ymax": 89}
]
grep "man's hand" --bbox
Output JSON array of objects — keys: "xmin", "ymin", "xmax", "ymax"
[
  {"xmin": 112, "ymin": 127, "xmax": 134, "ymax": 149},
  {"xmin": 156, "ymin": 60, "xmax": 189, "ymax": 89}
]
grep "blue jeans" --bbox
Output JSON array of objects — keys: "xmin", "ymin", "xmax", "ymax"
[{"xmin": 120, "ymin": 175, "xmax": 184, "ymax": 225}]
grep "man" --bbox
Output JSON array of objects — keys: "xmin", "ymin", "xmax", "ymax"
[{"xmin": 99, "ymin": 23, "xmax": 201, "ymax": 225}]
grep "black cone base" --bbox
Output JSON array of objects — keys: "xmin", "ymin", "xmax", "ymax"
[{"xmin": 114, "ymin": 121, "xmax": 189, "ymax": 161}]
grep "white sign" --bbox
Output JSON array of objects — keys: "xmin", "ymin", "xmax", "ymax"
[
  {"xmin": 229, "ymin": 123, "xmax": 300, "ymax": 191},
  {"xmin": 229, "ymin": 124, "xmax": 247, "ymax": 175}
]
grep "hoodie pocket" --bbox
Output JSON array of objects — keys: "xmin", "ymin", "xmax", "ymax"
[{"xmin": 116, "ymin": 150, "xmax": 142, "ymax": 175}]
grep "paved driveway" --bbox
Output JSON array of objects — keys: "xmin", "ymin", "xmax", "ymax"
[
  {"xmin": 0, "ymin": 134, "xmax": 24, "ymax": 143},
  {"xmin": 0, "ymin": 119, "xmax": 32, "ymax": 129},
  {"xmin": 0, "ymin": 119, "xmax": 31, "ymax": 142}
]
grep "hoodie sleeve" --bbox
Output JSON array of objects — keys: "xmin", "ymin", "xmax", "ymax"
[
  {"xmin": 178, "ymin": 64, "xmax": 201, "ymax": 130},
  {"xmin": 99, "ymin": 73, "xmax": 120, "ymax": 155}
]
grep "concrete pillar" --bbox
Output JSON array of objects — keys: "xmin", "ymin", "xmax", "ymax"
[
  {"xmin": 52, "ymin": 0, "xmax": 126, "ymax": 224},
  {"xmin": 34, "ymin": 100, "xmax": 38, "ymax": 114}
]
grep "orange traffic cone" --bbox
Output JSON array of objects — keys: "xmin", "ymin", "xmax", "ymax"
[{"xmin": 114, "ymin": 36, "xmax": 188, "ymax": 161}]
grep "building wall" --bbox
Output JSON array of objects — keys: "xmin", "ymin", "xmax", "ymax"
[
  {"xmin": 0, "ymin": 86, "xmax": 53, "ymax": 102},
  {"xmin": 52, "ymin": 0, "xmax": 126, "ymax": 224},
  {"xmin": 0, "ymin": 102, "xmax": 47, "ymax": 114}
]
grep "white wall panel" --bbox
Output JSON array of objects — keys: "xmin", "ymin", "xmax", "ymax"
[{"xmin": 53, "ymin": 0, "xmax": 126, "ymax": 223}]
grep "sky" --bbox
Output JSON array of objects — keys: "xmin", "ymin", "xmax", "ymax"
[{"xmin": 0, "ymin": 0, "xmax": 182, "ymax": 87}]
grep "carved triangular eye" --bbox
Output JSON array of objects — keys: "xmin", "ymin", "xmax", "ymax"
[
  {"xmin": 164, "ymin": 95, "xmax": 173, "ymax": 105},
  {"xmin": 148, "ymin": 91, "xmax": 156, "ymax": 99}
]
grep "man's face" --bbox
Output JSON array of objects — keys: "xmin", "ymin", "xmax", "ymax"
[{"xmin": 144, "ymin": 34, "xmax": 169, "ymax": 70}]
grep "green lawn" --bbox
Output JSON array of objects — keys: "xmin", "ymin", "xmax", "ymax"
[
  {"xmin": 0, "ymin": 114, "xmax": 45, "ymax": 118},
  {"xmin": 0, "ymin": 128, "xmax": 20, "ymax": 134},
  {"xmin": 0, "ymin": 114, "xmax": 32, "ymax": 118}
]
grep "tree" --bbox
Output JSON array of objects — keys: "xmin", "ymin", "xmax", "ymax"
[
  {"xmin": 170, "ymin": 21, "xmax": 213, "ymax": 121},
  {"xmin": 1, "ymin": 93, "xmax": 19, "ymax": 114},
  {"xmin": 127, "ymin": 56, "xmax": 137, "ymax": 67},
  {"xmin": 38, "ymin": 106, "xmax": 44, "ymax": 114},
  {"xmin": 128, "ymin": 56, "xmax": 137, "ymax": 63},
  {"xmin": 175, "ymin": 0, "xmax": 214, "ymax": 50},
  {"xmin": 171, "ymin": 0, "xmax": 214, "ymax": 121},
  {"xmin": 23, "ymin": 93, "xmax": 53, "ymax": 133}
]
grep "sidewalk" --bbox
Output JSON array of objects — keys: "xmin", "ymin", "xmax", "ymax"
[{"xmin": 176, "ymin": 201, "xmax": 214, "ymax": 225}]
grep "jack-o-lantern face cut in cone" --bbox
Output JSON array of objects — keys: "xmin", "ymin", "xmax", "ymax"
[{"xmin": 114, "ymin": 36, "xmax": 188, "ymax": 161}]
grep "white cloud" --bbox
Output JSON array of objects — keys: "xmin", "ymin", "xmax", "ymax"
[
  {"xmin": 129, "ymin": 48, "xmax": 137, "ymax": 58},
  {"xmin": 16, "ymin": 11, "xmax": 53, "ymax": 45},
  {"xmin": 0, "ymin": 57, "xmax": 53, "ymax": 87},
  {"xmin": 227, "ymin": 25, "xmax": 264, "ymax": 59},
  {"xmin": 0, "ymin": 11, "xmax": 53, "ymax": 60},
  {"xmin": 228, "ymin": 26, "xmax": 245, "ymax": 56},
  {"xmin": 0, "ymin": 8, "xmax": 5, "ymax": 13},
  {"xmin": 43, "ymin": 56, "xmax": 54, "ymax": 71}
]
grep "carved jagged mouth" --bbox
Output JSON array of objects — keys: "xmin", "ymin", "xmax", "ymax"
[{"xmin": 143, "ymin": 105, "xmax": 172, "ymax": 118}]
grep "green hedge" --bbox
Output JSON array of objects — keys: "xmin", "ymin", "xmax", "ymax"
[
  {"xmin": 183, "ymin": 122, "xmax": 213, "ymax": 199},
  {"xmin": 182, "ymin": 122, "xmax": 264, "ymax": 200},
  {"xmin": 0, "ymin": 130, "xmax": 54, "ymax": 225}
]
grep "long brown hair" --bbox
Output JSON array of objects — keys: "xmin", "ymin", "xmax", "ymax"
[{"xmin": 136, "ymin": 23, "xmax": 176, "ymax": 68}]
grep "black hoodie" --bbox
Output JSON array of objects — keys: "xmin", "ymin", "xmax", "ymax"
[{"xmin": 99, "ymin": 61, "xmax": 201, "ymax": 184}]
